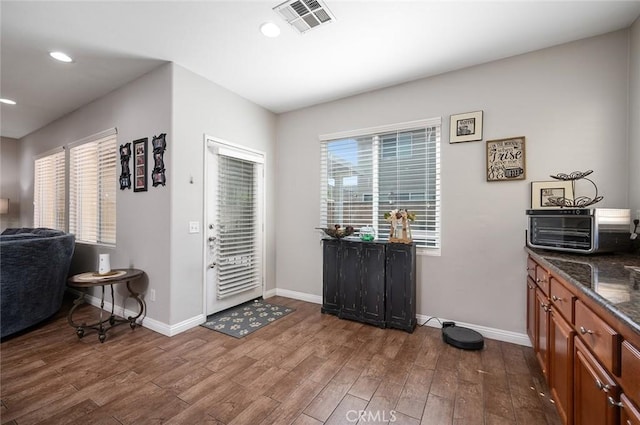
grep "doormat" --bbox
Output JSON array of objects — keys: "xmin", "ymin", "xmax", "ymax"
[{"xmin": 201, "ymin": 299, "xmax": 295, "ymax": 338}]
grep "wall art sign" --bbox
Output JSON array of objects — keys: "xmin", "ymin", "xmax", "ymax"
[
  {"xmin": 530, "ymin": 181, "xmax": 574, "ymax": 209},
  {"xmin": 486, "ymin": 136, "xmax": 526, "ymax": 181},
  {"xmin": 449, "ymin": 110, "xmax": 483, "ymax": 143},
  {"xmin": 133, "ymin": 138, "xmax": 148, "ymax": 192},
  {"xmin": 119, "ymin": 142, "xmax": 131, "ymax": 190},
  {"xmin": 151, "ymin": 133, "xmax": 166, "ymax": 187}
]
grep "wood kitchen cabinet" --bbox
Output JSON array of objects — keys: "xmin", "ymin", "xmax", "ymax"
[
  {"xmin": 526, "ymin": 277, "xmax": 537, "ymax": 349},
  {"xmin": 550, "ymin": 306, "xmax": 575, "ymax": 425},
  {"xmin": 536, "ymin": 286, "xmax": 550, "ymax": 378},
  {"xmin": 574, "ymin": 337, "xmax": 619, "ymax": 425},
  {"xmin": 620, "ymin": 393, "xmax": 640, "ymax": 425},
  {"xmin": 322, "ymin": 239, "xmax": 416, "ymax": 332},
  {"xmin": 526, "ymin": 251, "xmax": 640, "ymax": 425}
]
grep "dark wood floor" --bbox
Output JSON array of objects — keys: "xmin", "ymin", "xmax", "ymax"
[{"xmin": 1, "ymin": 296, "xmax": 562, "ymax": 425}]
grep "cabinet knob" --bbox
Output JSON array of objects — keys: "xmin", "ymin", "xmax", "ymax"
[
  {"xmin": 552, "ymin": 295, "xmax": 561, "ymax": 302},
  {"xmin": 580, "ymin": 326, "xmax": 593, "ymax": 335},
  {"xmin": 595, "ymin": 379, "xmax": 610, "ymax": 392},
  {"xmin": 607, "ymin": 396, "xmax": 623, "ymax": 408}
]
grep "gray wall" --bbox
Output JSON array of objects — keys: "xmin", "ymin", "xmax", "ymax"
[
  {"xmin": 17, "ymin": 64, "xmax": 173, "ymax": 324},
  {"xmin": 630, "ymin": 18, "xmax": 640, "ymax": 217},
  {"xmin": 14, "ymin": 62, "xmax": 277, "ymax": 330},
  {"xmin": 11, "ymin": 27, "xmax": 636, "ymax": 337},
  {"xmin": 275, "ymin": 30, "xmax": 632, "ymax": 335},
  {"xmin": 0, "ymin": 137, "xmax": 21, "ymax": 230},
  {"xmin": 169, "ymin": 64, "xmax": 277, "ymax": 325}
]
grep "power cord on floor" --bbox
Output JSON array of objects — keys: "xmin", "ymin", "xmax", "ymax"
[{"xmin": 418, "ymin": 316, "xmax": 443, "ymax": 327}]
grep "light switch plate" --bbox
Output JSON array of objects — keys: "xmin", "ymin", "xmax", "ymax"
[{"xmin": 189, "ymin": 221, "xmax": 200, "ymax": 233}]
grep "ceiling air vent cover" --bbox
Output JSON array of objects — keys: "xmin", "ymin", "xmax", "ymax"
[{"xmin": 274, "ymin": 0, "xmax": 335, "ymax": 34}]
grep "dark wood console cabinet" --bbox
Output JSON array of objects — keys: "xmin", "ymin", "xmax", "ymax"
[{"xmin": 321, "ymin": 239, "xmax": 416, "ymax": 332}]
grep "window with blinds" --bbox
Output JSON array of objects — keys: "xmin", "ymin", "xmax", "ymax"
[
  {"xmin": 320, "ymin": 118, "xmax": 441, "ymax": 250},
  {"xmin": 216, "ymin": 155, "xmax": 262, "ymax": 299},
  {"xmin": 69, "ymin": 132, "xmax": 117, "ymax": 245},
  {"xmin": 34, "ymin": 149, "xmax": 66, "ymax": 230}
]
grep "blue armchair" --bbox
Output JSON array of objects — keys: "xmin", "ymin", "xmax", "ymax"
[{"xmin": 1, "ymin": 228, "xmax": 75, "ymax": 338}]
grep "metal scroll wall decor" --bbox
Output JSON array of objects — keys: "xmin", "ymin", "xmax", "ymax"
[
  {"xmin": 119, "ymin": 142, "xmax": 131, "ymax": 190},
  {"xmin": 546, "ymin": 170, "xmax": 603, "ymax": 208},
  {"xmin": 151, "ymin": 133, "xmax": 167, "ymax": 187}
]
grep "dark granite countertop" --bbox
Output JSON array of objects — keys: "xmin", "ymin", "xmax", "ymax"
[{"xmin": 526, "ymin": 248, "xmax": 640, "ymax": 337}]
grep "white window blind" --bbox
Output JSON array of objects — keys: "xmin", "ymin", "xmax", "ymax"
[
  {"xmin": 320, "ymin": 119, "xmax": 441, "ymax": 250},
  {"xmin": 34, "ymin": 149, "xmax": 66, "ymax": 230},
  {"xmin": 69, "ymin": 132, "xmax": 117, "ymax": 245},
  {"xmin": 216, "ymin": 155, "xmax": 261, "ymax": 299}
]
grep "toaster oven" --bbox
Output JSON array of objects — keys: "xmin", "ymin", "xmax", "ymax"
[{"xmin": 526, "ymin": 208, "xmax": 630, "ymax": 254}]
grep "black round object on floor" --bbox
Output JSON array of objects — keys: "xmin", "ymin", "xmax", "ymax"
[{"xmin": 442, "ymin": 325, "xmax": 484, "ymax": 350}]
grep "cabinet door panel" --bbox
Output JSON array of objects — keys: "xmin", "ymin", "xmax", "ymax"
[
  {"xmin": 321, "ymin": 240, "xmax": 340, "ymax": 314},
  {"xmin": 339, "ymin": 242, "xmax": 361, "ymax": 320},
  {"xmin": 361, "ymin": 244, "xmax": 385, "ymax": 326},
  {"xmin": 621, "ymin": 341, "xmax": 640, "ymax": 402},
  {"xmin": 536, "ymin": 287, "xmax": 550, "ymax": 378},
  {"xmin": 385, "ymin": 243, "xmax": 416, "ymax": 332},
  {"xmin": 621, "ymin": 393, "xmax": 640, "ymax": 425},
  {"xmin": 550, "ymin": 307, "xmax": 575, "ymax": 425},
  {"xmin": 574, "ymin": 338, "xmax": 618, "ymax": 425},
  {"xmin": 527, "ymin": 277, "xmax": 537, "ymax": 348}
]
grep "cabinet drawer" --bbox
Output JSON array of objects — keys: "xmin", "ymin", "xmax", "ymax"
[
  {"xmin": 575, "ymin": 300, "xmax": 620, "ymax": 374},
  {"xmin": 622, "ymin": 341, "xmax": 640, "ymax": 401},
  {"xmin": 550, "ymin": 277, "xmax": 575, "ymax": 323},
  {"xmin": 527, "ymin": 257, "xmax": 537, "ymax": 281},
  {"xmin": 621, "ymin": 393, "xmax": 640, "ymax": 425},
  {"xmin": 536, "ymin": 265, "xmax": 550, "ymax": 296}
]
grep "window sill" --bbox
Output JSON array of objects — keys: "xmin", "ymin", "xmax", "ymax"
[{"xmin": 417, "ymin": 247, "xmax": 441, "ymax": 257}]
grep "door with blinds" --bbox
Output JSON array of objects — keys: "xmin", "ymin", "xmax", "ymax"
[{"xmin": 205, "ymin": 138, "xmax": 264, "ymax": 315}]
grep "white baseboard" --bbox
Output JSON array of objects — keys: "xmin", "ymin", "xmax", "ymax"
[
  {"xmin": 272, "ymin": 288, "xmax": 322, "ymax": 305},
  {"xmin": 71, "ymin": 288, "xmax": 531, "ymax": 346},
  {"xmin": 416, "ymin": 314, "xmax": 531, "ymax": 347},
  {"xmin": 73, "ymin": 289, "xmax": 205, "ymax": 337},
  {"xmin": 262, "ymin": 288, "xmax": 530, "ymax": 347}
]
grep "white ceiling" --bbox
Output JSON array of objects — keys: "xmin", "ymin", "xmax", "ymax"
[{"xmin": 2, "ymin": 0, "xmax": 640, "ymax": 140}]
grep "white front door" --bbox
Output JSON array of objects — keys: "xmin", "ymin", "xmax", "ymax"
[{"xmin": 205, "ymin": 137, "xmax": 264, "ymax": 315}]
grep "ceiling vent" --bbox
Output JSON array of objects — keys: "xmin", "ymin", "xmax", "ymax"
[{"xmin": 273, "ymin": 0, "xmax": 335, "ymax": 34}]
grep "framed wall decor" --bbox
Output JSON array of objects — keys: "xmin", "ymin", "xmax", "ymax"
[
  {"xmin": 119, "ymin": 142, "xmax": 131, "ymax": 190},
  {"xmin": 486, "ymin": 136, "xmax": 526, "ymax": 181},
  {"xmin": 133, "ymin": 138, "xmax": 148, "ymax": 192},
  {"xmin": 151, "ymin": 133, "xmax": 167, "ymax": 187},
  {"xmin": 531, "ymin": 181, "xmax": 574, "ymax": 209},
  {"xmin": 449, "ymin": 110, "xmax": 483, "ymax": 143}
]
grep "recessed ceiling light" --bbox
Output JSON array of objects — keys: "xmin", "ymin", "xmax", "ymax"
[
  {"xmin": 49, "ymin": 51, "xmax": 73, "ymax": 63},
  {"xmin": 0, "ymin": 98, "xmax": 16, "ymax": 105},
  {"xmin": 260, "ymin": 22, "xmax": 281, "ymax": 38}
]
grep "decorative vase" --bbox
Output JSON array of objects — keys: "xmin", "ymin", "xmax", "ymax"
[{"xmin": 360, "ymin": 225, "xmax": 375, "ymax": 241}]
